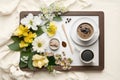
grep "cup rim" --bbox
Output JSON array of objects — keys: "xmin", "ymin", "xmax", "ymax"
[
  {"xmin": 49, "ymin": 38, "xmax": 60, "ymax": 51},
  {"xmin": 76, "ymin": 22, "xmax": 95, "ymax": 41},
  {"xmin": 80, "ymin": 49, "xmax": 94, "ymax": 64}
]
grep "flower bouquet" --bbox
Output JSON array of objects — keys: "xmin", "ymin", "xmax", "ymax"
[{"xmin": 8, "ymin": 3, "xmax": 73, "ymax": 72}]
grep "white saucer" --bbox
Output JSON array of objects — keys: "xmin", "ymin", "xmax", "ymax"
[{"xmin": 70, "ymin": 17, "xmax": 100, "ymax": 46}]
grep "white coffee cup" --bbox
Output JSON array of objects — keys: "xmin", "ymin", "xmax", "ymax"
[
  {"xmin": 76, "ymin": 22, "xmax": 95, "ymax": 41},
  {"xmin": 80, "ymin": 49, "xmax": 94, "ymax": 64}
]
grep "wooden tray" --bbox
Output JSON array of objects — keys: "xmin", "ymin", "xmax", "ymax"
[{"xmin": 20, "ymin": 11, "xmax": 104, "ymax": 71}]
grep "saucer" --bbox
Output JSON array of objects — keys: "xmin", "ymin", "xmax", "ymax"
[{"xmin": 70, "ymin": 17, "xmax": 100, "ymax": 46}]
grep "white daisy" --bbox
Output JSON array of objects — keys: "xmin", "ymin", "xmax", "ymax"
[
  {"xmin": 32, "ymin": 34, "xmax": 48, "ymax": 53},
  {"xmin": 21, "ymin": 13, "xmax": 42, "ymax": 30}
]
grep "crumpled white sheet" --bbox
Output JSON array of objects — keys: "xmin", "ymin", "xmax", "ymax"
[
  {"xmin": 0, "ymin": 0, "xmax": 92, "ymax": 80},
  {"xmin": 0, "ymin": 0, "xmax": 20, "ymax": 15}
]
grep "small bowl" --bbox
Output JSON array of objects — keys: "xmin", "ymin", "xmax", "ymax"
[
  {"xmin": 49, "ymin": 38, "xmax": 60, "ymax": 51},
  {"xmin": 76, "ymin": 22, "xmax": 95, "ymax": 41},
  {"xmin": 80, "ymin": 49, "xmax": 94, "ymax": 64}
]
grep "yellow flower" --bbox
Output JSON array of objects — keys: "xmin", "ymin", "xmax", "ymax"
[
  {"xmin": 47, "ymin": 22, "xmax": 57, "ymax": 37},
  {"xmin": 24, "ymin": 32, "xmax": 37, "ymax": 43},
  {"xmin": 14, "ymin": 24, "xmax": 29, "ymax": 37},
  {"xmin": 32, "ymin": 54, "xmax": 49, "ymax": 68},
  {"xmin": 19, "ymin": 41, "xmax": 28, "ymax": 48}
]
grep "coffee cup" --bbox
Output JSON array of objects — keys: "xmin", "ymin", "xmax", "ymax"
[
  {"xmin": 80, "ymin": 49, "xmax": 94, "ymax": 64},
  {"xmin": 76, "ymin": 22, "xmax": 95, "ymax": 41}
]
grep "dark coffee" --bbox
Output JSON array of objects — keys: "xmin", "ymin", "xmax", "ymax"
[
  {"xmin": 81, "ymin": 50, "xmax": 94, "ymax": 61},
  {"xmin": 77, "ymin": 23, "xmax": 94, "ymax": 39}
]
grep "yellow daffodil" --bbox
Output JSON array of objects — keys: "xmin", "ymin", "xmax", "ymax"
[
  {"xmin": 24, "ymin": 32, "xmax": 37, "ymax": 43},
  {"xmin": 32, "ymin": 54, "xmax": 49, "ymax": 68},
  {"xmin": 47, "ymin": 22, "xmax": 57, "ymax": 37},
  {"xmin": 19, "ymin": 41, "xmax": 28, "ymax": 48},
  {"xmin": 14, "ymin": 24, "xmax": 29, "ymax": 37}
]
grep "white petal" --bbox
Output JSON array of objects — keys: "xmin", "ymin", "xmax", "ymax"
[
  {"xmin": 34, "ymin": 16, "xmax": 41, "ymax": 25},
  {"xmin": 37, "ymin": 50, "xmax": 40, "ymax": 53},
  {"xmin": 31, "ymin": 25, "xmax": 38, "ymax": 30},
  {"xmin": 21, "ymin": 18, "xmax": 28, "ymax": 25},
  {"xmin": 39, "ymin": 48, "xmax": 44, "ymax": 53},
  {"xmin": 27, "ymin": 24, "xmax": 31, "ymax": 29},
  {"xmin": 27, "ymin": 13, "xmax": 34, "ymax": 20},
  {"xmin": 32, "ymin": 33, "xmax": 49, "ymax": 53}
]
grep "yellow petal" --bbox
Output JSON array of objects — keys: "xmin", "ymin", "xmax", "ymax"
[
  {"xmin": 24, "ymin": 37, "xmax": 33, "ymax": 43},
  {"xmin": 32, "ymin": 54, "xmax": 49, "ymax": 69},
  {"xmin": 44, "ymin": 58, "xmax": 49, "ymax": 64},
  {"xmin": 24, "ymin": 32, "xmax": 36, "ymax": 43},
  {"xmin": 24, "ymin": 32, "xmax": 37, "ymax": 43},
  {"xmin": 32, "ymin": 54, "xmax": 42, "ymax": 60},
  {"xmin": 29, "ymin": 32, "xmax": 37, "ymax": 38},
  {"xmin": 47, "ymin": 32, "xmax": 55, "ymax": 37},
  {"xmin": 47, "ymin": 22, "xmax": 57, "ymax": 37},
  {"xmin": 14, "ymin": 27, "xmax": 23, "ymax": 36},
  {"xmin": 23, "ymin": 32, "xmax": 29, "ymax": 36},
  {"xmin": 14, "ymin": 24, "xmax": 29, "ymax": 37},
  {"xmin": 19, "ymin": 41, "xmax": 28, "ymax": 48},
  {"xmin": 33, "ymin": 60, "xmax": 38, "ymax": 67},
  {"xmin": 37, "ymin": 61, "xmax": 43, "ymax": 68}
]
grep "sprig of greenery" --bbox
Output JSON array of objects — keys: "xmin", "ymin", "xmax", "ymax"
[{"xmin": 40, "ymin": 2, "xmax": 68, "ymax": 22}]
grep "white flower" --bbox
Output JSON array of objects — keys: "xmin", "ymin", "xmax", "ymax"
[
  {"xmin": 32, "ymin": 34, "xmax": 48, "ymax": 53},
  {"xmin": 49, "ymin": 3, "xmax": 68, "ymax": 13},
  {"xmin": 21, "ymin": 13, "xmax": 42, "ymax": 30},
  {"xmin": 34, "ymin": 16, "xmax": 41, "ymax": 26},
  {"xmin": 20, "ymin": 56, "xmax": 28, "ymax": 63}
]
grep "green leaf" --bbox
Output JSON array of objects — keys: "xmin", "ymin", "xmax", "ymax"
[
  {"xmin": 19, "ymin": 51, "xmax": 30, "ymax": 68},
  {"xmin": 8, "ymin": 42, "xmax": 21, "ymax": 51},
  {"xmin": 8, "ymin": 36, "xmax": 22, "ymax": 51},
  {"xmin": 47, "ymin": 56, "xmax": 56, "ymax": 65},
  {"xmin": 19, "ymin": 50, "xmax": 29, "ymax": 68},
  {"xmin": 44, "ymin": 21, "xmax": 50, "ymax": 26},
  {"xmin": 19, "ymin": 61, "xmax": 27, "ymax": 68},
  {"xmin": 47, "ymin": 65, "xmax": 54, "ymax": 72},
  {"xmin": 35, "ymin": 27, "xmax": 44, "ymax": 36},
  {"xmin": 28, "ymin": 52, "xmax": 34, "ymax": 70},
  {"xmin": 53, "ymin": 16, "xmax": 62, "ymax": 21},
  {"xmin": 19, "ymin": 49, "xmax": 35, "ymax": 70},
  {"xmin": 11, "ymin": 36, "xmax": 21, "ymax": 42}
]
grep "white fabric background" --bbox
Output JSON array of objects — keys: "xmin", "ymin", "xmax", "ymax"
[{"xmin": 0, "ymin": 0, "xmax": 120, "ymax": 80}]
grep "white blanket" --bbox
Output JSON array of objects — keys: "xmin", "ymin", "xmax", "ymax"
[
  {"xmin": 0, "ymin": 0, "xmax": 20, "ymax": 15},
  {"xmin": 0, "ymin": 0, "xmax": 91, "ymax": 80}
]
